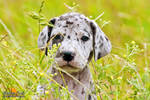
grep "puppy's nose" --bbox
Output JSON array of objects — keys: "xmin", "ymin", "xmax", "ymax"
[{"xmin": 62, "ymin": 51, "xmax": 75, "ymax": 62}]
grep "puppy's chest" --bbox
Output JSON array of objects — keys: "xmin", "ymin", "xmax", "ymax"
[{"xmin": 52, "ymin": 70, "xmax": 96, "ymax": 100}]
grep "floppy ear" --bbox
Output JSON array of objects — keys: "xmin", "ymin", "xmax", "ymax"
[
  {"xmin": 90, "ymin": 21, "xmax": 111, "ymax": 61},
  {"xmin": 37, "ymin": 18, "xmax": 56, "ymax": 54}
]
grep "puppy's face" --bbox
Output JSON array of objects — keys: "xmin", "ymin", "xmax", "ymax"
[
  {"xmin": 51, "ymin": 17, "xmax": 93, "ymax": 72},
  {"xmin": 38, "ymin": 13, "xmax": 111, "ymax": 73}
]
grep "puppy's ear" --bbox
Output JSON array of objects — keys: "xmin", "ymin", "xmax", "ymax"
[
  {"xmin": 37, "ymin": 18, "xmax": 56, "ymax": 50},
  {"xmin": 90, "ymin": 21, "xmax": 111, "ymax": 61}
]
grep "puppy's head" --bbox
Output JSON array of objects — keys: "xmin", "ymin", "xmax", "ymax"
[{"xmin": 38, "ymin": 12, "xmax": 111, "ymax": 73}]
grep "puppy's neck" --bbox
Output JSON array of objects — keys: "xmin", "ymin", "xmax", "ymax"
[
  {"xmin": 50, "ymin": 66, "xmax": 95, "ymax": 100},
  {"xmin": 51, "ymin": 66, "xmax": 92, "ymax": 84}
]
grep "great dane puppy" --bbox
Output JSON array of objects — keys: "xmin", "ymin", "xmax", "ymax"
[{"xmin": 37, "ymin": 12, "xmax": 111, "ymax": 100}]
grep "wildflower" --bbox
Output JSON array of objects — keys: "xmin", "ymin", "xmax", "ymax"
[
  {"xmin": 54, "ymin": 73, "xmax": 57, "ymax": 76},
  {"xmin": 45, "ymin": 90, "xmax": 49, "ymax": 94},
  {"xmin": 11, "ymin": 88, "xmax": 17, "ymax": 93},
  {"xmin": 58, "ymin": 43, "xmax": 61, "ymax": 47},
  {"xmin": 144, "ymin": 67, "xmax": 148, "ymax": 71},
  {"xmin": 89, "ymin": 16, "xmax": 93, "ymax": 18},
  {"xmin": 53, "ymin": 44, "xmax": 57, "ymax": 48},
  {"xmin": 141, "ymin": 49, "xmax": 144, "ymax": 52},
  {"xmin": 123, "ymin": 54, "xmax": 127, "ymax": 58},
  {"xmin": 40, "ymin": 72, "xmax": 44, "ymax": 76},
  {"xmin": 13, "ymin": 61, "xmax": 17, "ymax": 65},
  {"xmin": 3, "ymin": 41, "xmax": 8, "ymax": 46},
  {"xmin": 50, "ymin": 74, "xmax": 54, "ymax": 77},
  {"xmin": 131, "ymin": 41, "xmax": 135, "ymax": 44},
  {"xmin": 117, "ymin": 76, "xmax": 122, "ymax": 80},
  {"xmin": 110, "ymin": 76, "xmax": 114, "ymax": 80}
]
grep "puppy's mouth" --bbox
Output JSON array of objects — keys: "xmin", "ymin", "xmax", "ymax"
[{"xmin": 59, "ymin": 64, "xmax": 80, "ymax": 73}]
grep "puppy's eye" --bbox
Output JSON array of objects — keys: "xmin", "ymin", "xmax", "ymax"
[
  {"xmin": 54, "ymin": 34, "xmax": 63, "ymax": 40},
  {"xmin": 52, "ymin": 34, "xmax": 64, "ymax": 45},
  {"xmin": 81, "ymin": 36, "xmax": 89, "ymax": 41}
]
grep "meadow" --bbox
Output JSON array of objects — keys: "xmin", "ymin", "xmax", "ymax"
[{"xmin": 0, "ymin": 0, "xmax": 150, "ymax": 99}]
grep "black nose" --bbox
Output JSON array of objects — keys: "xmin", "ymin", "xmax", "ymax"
[{"xmin": 62, "ymin": 52, "xmax": 75, "ymax": 62}]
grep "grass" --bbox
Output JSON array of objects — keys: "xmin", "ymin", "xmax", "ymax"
[{"xmin": 0, "ymin": 0, "xmax": 150, "ymax": 99}]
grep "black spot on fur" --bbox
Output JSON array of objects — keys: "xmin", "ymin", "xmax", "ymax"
[
  {"xmin": 45, "ymin": 47, "xmax": 48, "ymax": 56},
  {"xmin": 52, "ymin": 68, "xmax": 56, "ymax": 74},
  {"xmin": 66, "ymin": 80, "xmax": 68, "ymax": 84},
  {"xmin": 84, "ymin": 29, "xmax": 90, "ymax": 36},
  {"xmin": 41, "ymin": 32, "xmax": 44, "ymax": 36},
  {"xmin": 100, "ymin": 36, "xmax": 103, "ymax": 41},
  {"xmin": 73, "ymin": 82, "xmax": 76, "ymax": 88},
  {"xmin": 50, "ymin": 18, "xmax": 55, "ymax": 25},
  {"xmin": 47, "ymin": 18, "xmax": 56, "ymax": 43},
  {"xmin": 99, "ymin": 43, "xmax": 103, "ymax": 48},
  {"xmin": 63, "ymin": 25, "xmax": 68, "ymax": 27},
  {"xmin": 88, "ymin": 94, "xmax": 91, "ymax": 100},
  {"xmin": 77, "ymin": 38, "xmax": 79, "ymax": 41},
  {"xmin": 45, "ymin": 18, "xmax": 56, "ymax": 56},
  {"xmin": 90, "ymin": 22, "xmax": 96, "ymax": 35},
  {"xmin": 90, "ymin": 22, "xmax": 96, "ymax": 59},
  {"xmin": 84, "ymin": 46, "xmax": 85, "ymax": 49},
  {"xmin": 58, "ymin": 24, "xmax": 61, "ymax": 27},
  {"xmin": 78, "ymin": 76, "xmax": 81, "ymax": 81},
  {"xmin": 81, "ymin": 88, "xmax": 85, "ymax": 94},
  {"xmin": 41, "ymin": 35, "xmax": 46, "ymax": 42},
  {"xmin": 98, "ymin": 52, "xmax": 101, "ymax": 59},
  {"xmin": 80, "ymin": 17, "xmax": 83, "ymax": 19},
  {"xmin": 90, "ymin": 81, "xmax": 92, "ymax": 85},
  {"xmin": 59, "ymin": 16, "xmax": 64, "ymax": 20},
  {"xmin": 84, "ymin": 29, "xmax": 88, "ymax": 33},
  {"xmin": 61, "ymin": 84, "xmax": 64, "ymax": 87},
  {"xmin": 68, "ymin": 35, "xmax": 70, "ymax": 39},
  {"xmin": 75, "ymin": 32, "xmax": 77, "ymax": 35},
  {"xmin": 88, "ymin": 51, "xmax": 93, "ymax": 61},
  {"xmin": 84, "ymin": 18, "xmax": 87, "ymax": 21},
  {"xmin": 105, "ymin": 36, "xmax": 108, "ymax": 41},
  {"xmin": 66, "ymin": 21, "xmax": 73, "ymax": 24}
]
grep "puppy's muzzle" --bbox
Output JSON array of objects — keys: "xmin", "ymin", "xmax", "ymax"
[{"xmin": 61, "ymin": 51, "xmax": 75, "ymax": 62}]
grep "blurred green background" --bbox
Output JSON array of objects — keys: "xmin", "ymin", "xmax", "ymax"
[
  {"xmin": 0, "ymin": 0, "xmax": 149, "ymax": 67},
  {"xmin": 1, "ymin": 0, "xmax": 150, "ymax": 45}
]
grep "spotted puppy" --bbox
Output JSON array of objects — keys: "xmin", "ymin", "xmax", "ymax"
[{"xmin": 37, "ymin": 12, "xmax": 111, "ymax": 100}]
